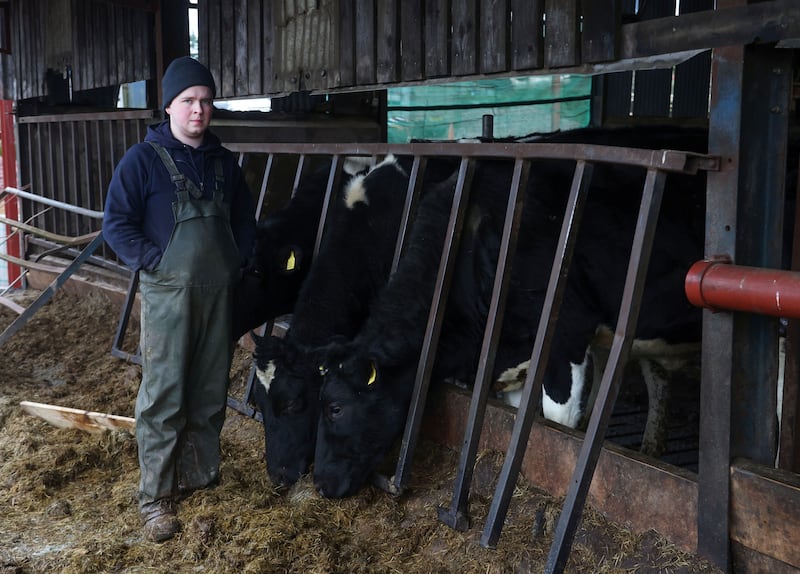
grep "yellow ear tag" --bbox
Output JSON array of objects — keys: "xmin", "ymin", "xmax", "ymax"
[
  {"xmin": 318, "ymin": 365, "xmax": 328, "ymax": 376},
  {"xmin": 285, "ymin": 250, "xmax": 297, "ymax": 272},
  {"xmin": 367, "ymin": 362, "xmax": 377, "ymax": 386}
]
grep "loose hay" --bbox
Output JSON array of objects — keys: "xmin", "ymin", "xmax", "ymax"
[{"xmin": 0, "ymin": 290, "xmax": 722, "ymax": 573}]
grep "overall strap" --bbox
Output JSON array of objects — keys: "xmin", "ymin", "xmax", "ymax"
[
  {"xmin": 212, "ymin": 157, "xmax": 225, "ymax": 202},
  {"xmin": 148, "ymin": 141, "xmax": 203, "ymax": 200}
]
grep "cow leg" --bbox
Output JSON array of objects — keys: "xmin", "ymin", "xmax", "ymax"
[{"xmin": 639, "ymin": 358, "xmax": 671, "ymax": 458}]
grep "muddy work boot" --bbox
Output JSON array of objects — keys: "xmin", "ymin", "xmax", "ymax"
[{"xmin": 141, "ymin": 498, "xmax": 181, "ymax": 543}]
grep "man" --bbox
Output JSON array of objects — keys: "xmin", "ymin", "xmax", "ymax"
[{"xmin": 103, "ymin": 56, "xmax": 256, "ymax": 542}]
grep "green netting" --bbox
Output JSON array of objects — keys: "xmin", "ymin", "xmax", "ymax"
[{"xmin": 387, "ymin": 75, "xmax": 591, "ymax": 143}]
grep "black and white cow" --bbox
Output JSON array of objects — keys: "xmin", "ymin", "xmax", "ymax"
[
  {"xmin": 492, "ymin": 129, "xmax": 707, "ymax": 454},
  {"xmin": 313, "ymin": 172, "xmax": 462, "ymax": 498},
  {"xmin": 232, "ymin": 158, "xmax": 366, "ymax": 340},
  {"xmin": 497, "ymin": 163, "xmax": 704, "ymax": 427},
  {"xmin": 251, "ymin": 155, "xmax": 416, "ymax": 488}
]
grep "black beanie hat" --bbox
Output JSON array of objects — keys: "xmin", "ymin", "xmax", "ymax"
[{"xmin": 161, "ymin": 56, "xmax": 216, "ymax": 111}]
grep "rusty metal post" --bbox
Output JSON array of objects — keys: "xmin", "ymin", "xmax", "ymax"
[{"xmin": 699, "ymin": 36, "xmax": 741, "ymax": 572}]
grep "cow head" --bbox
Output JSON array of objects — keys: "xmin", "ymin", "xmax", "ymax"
[
  {"xmin": 252, "ymin": 334, "xmax": 324, "ymax": 488},
  {"xmin": 250, "ymin": 218, "xmax": 310, "ymax": 311},
  {"xmin": 313, "ymin": 341, "xmax": 412, "ymax": 498}
]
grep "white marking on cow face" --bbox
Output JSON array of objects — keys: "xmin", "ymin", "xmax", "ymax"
[
  {"xmin": 343, "ymin": 156, "xmax": 372, "ymax": 176},
  {"xmin": 343, "ymin": 174, "xmax": 368, "ymax": 209},
  {"xmin": 542, "ymin": 353, "xmax": 587, "ymax": 428},
  {"xmin": 256, "ymin": 360, "xmax": 276, "ymax": 394},
  {"xmin": 343, "ymin": 154, "xmax": 404, "ymax": 209}
]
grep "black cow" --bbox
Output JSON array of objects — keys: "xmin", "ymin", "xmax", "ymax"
[
  {"xmin": 312, "ymin": 128, "xmax": 709, "ymax": 495},
  {"xmin": 313, "ymin": 172, "xmax": 462, "ymax": 498},
  {"xmin": 232, "ymin": 158, "xmax": 366, "ymax": 341},
  {"xmin": 251, "ymin": 155, "xmax": 415, "ymax": 488}
]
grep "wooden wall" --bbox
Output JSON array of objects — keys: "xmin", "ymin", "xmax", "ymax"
[
  {"xmin": 199, "ymin": 0, "xmax": 632, "ymax": 98},
  {"xmin": 1, "ymin": 0, "xmax": 154, "ymax": 102}
]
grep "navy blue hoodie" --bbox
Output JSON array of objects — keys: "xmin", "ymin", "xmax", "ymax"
[{"xmin": 103, "ymin": 120, "xmax": 256, "ymax": 272}]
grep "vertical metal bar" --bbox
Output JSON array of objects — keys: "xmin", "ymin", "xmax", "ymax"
[
  {"xmin": 545, "ymin": 168, "xmax": 667, "ymax": 573},
  {"xmin": 391, "ymin": 155, "xmax": 426, "ymax": 273},
  {"xmin": 438, "ymin": 158, "xmax": 529, "ymax": 530},
  {"xmin": 696, "ymin": 22, "xmax": 741, "ymax": 565},
  {"xmin": 481, "ymin": 160, "xmax": 594, "ymax": 548},
  {"xmin": 254, "ymin": 153, "xmax": 274, "ymax": 219},
  {"xmin": 387, "ymin": 158, "xmax": 475, "ymax": 495},
  {"xmin": 110, "ymin": 271, "xmax": 142, "ymax": 365},
  {"xmin": 292, "ymin": 154, "xmax": 307, "ymax": 193},
  {"xmin": 313, "ymin": 154, "xmax": 342, "ymax": 258}
]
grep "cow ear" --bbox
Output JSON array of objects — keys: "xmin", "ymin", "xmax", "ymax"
[{"xmin": 366, "ymin": 361, "xmax": 378, "ymax": 386}]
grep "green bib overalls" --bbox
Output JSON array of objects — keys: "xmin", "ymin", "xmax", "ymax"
[{"xmin": 136, "ymin": 143, "xmax": 240, "ymax": 508}]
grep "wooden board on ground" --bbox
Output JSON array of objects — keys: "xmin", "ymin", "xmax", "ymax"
[{"xmin": 19, "ymin": 400, "xmax": 135, "ymax": 435}]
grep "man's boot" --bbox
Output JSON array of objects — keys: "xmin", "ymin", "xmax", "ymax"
[{"xmin": 141, "ymin": 498, "xmax": 181, "ymax": 543}]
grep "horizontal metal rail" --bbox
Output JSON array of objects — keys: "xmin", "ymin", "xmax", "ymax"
[
  {"xmin": 2, "ymin": 187, "xmax": 105, "ymax": 220},
  {"xmin": 225, "ymin": 142, "xmax": 718, "ymax": 175}
]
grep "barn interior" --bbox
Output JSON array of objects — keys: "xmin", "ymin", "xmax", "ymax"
[{"xmin": 0, "ymin": 1, "xmax": 798, "ymax": 573}]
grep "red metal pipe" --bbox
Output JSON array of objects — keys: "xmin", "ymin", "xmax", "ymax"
[{"xmin": 685, "ymin": 260, "xmax": 800, "ymax": 318}]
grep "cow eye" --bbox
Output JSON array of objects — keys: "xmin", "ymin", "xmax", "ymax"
[{"xmin": 326, "ymin": 403, "xmax": 343, "ymax": 421}]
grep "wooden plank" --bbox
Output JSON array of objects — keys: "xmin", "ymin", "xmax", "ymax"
[
  {"xmin": 0, "ymin": 297, "xmax": 25, "ymax": 315},
  {"xmin": 451, "ymin": 0, "xmax": 477, "ymax": 76},
  {"xmin": 621, "ymin": 2, "xmax": 800, "ymax": 59},
  {"xmin": 115, "ymin": 4, "xmax": 128, "ymax": 84},
  {"xmin": 261, "ymin": 0, "xmax": 274, "ymax": 94},
  {"xmin": 730, "ymin": 460, "xmax": 800, "ymax": 568},
  {"xmin": 198, "ymin": 0, "xmax": 210, "ymax": 68},
  {"xmin": 235, "ymin": 0, "xmax": 249, "ymax": 96},
  {"xmin": 247, "ymin": 0, "xmax": 262, "ymax": 94},
  {"xmin": 424, "ymin": 0, "xmax": 448, "ymax": 77},
  {"xmin": 480, "ymin": 0, "xmax": 506, "ymax": 74},
  {"xmin": 94, "ymin": 1, "xmax": 109, "ymax": 88},
  {"xmin": 82, "ymin": 2, "xmax": 94, "ymax": 91},
  {"xmin": 400, "ymin": 0, "xmax": 422, "ymax": 81},
  {"xmin": 581, "ymin": 0, "xmax": 619, "ymax": 63},
  {"xmin": 106, "ymin": 3, "xmax": 118, "ymax": 86},
  {"xmin": 510, "ymin": 0, "xmax": 543, "ymax": 70},
  {"xmin": 207, "ymin": 0, "xmax": 222, "ymax": 94},
  {"xmin": 221, "ymin": 0, "xmax": 235, "ymax": 97},
  {"xmin": 355, "ymin": 0, "xmax": 375, "ymax": 85},
  {"xmin": 19, "ymin": 401, "xmax": 135, "ymax": 435},
  {"xmin": 376, "ymin": 0, "xmax": 399, "ymax": 83},
  {"xmin": 338, "ymin": 0, "xmax": 355, "ymax": 86},
  {"xmin": 544, "ymin": 0, "xmax": 579, "ymax": 68}
]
